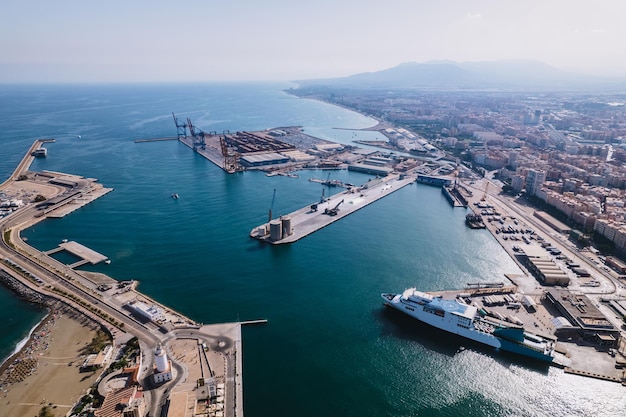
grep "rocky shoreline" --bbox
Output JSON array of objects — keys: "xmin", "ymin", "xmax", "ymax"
[{"xmin": 0, "ymin": 270, "xmax": 50, "ymax": 306}]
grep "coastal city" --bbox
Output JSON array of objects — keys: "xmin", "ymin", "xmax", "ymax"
[{"xmin": 1, "ymin": 82, "xmax": 626, "ymax": 416}]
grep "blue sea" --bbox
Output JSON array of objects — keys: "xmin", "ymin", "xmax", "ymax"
[{"xmin": 1, "ymin": 83, "xmax": 624, "ymax": 416}]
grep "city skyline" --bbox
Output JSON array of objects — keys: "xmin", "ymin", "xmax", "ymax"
[{"xmin": 1, "ymin": 0, "xmax": 625, "ymax": 83}]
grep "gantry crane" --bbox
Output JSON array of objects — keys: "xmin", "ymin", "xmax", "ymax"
[
  {"xmin": 172, "ymin": 113, "xmax": 187, "ymax": 140},
  {"xmin": 186, "ymin": 117, "xmax": 206, "ymax": 150},
  {"xmin": 219, "ymin": 130, "xmax": 239, "ymax": 173}
]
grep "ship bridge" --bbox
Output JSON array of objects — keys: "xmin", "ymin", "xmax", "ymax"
[{"xmin": 429, "ymin": 297, "xmax": 477, "ymax": 319}]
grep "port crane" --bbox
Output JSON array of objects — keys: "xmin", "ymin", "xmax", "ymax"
[
  {"xmin": 324, "ymin": 199, "xmax": 344, "ymax": 216},
  {"xmin": 219, "ymin": 130, "xmax": 239, "ymax": 173},
  {"xmin": 172, "ymin": 113, "xmax": 187, "ymax": 140},
  {"xmin": 310, "ymin": 181, "xmax": 328, "ymax": 212},
  {"xmin": 186, "ymin": 117, "xmax": 206, "ymax": 150}
]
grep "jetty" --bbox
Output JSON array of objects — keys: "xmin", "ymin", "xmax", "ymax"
[
  {"xmin": 45, "ymin": 240, "xmax": 109, "ymax": 268},
  {"xmin": 250, "ymin": 174, "xmax": 415, "ymax": 244}
]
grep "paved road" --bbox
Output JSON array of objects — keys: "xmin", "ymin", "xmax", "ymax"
[{"xmin": 1, "ymin": 143, "xmax": 246, "ymax": 416}]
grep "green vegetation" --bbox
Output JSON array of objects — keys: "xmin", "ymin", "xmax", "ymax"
[
  {"xmin": 70, "ymin": 388, "xmax": 101, "ymax": 416},
  {"xmin": 17, "ymin": 174, "xmax": 28, "ymax": 181},
  {"xmin": 82, "ymin": 330, "xmax": 111, "ymax": 355},
  {"xmin": 38, "ymin": 406, "xmax": 55, "ymax": 417},
  {"xmin": 127, "ymin": 336, "xmax": 139, "ymax": 350},
  {"xmin": 2, "ymin": 229, "xmax": 15, "ymax": 250},
  {"xmin": 51, "ymin": 288, "xmax": 126, "ymax": 331},
  {"xmin": 108, "ymin": 338, "xmax": 139, "ymax": 372},
  {"xmin": 34, "ymin": 194, "xmax": 46, "ymax": 202}
]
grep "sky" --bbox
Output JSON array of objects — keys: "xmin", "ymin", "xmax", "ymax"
[{"xmin": 1, "ymin": 0, "xmax": 625, "ymax": 83}]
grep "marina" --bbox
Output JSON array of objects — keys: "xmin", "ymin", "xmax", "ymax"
[{"xmin": 250, "ymin": 173, "xmax": 415, "ymax": 244}]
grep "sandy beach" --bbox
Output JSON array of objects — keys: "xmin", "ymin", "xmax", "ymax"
[{"xmin": 0, "ymin": 311, "xmax": 103, "ymax": 417}]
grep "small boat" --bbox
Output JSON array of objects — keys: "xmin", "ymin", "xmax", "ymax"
[{"xmin": 172, "ymin": 193, "xmax": 179, "ymax": 199}]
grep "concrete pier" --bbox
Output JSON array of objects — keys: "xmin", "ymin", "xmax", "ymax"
[
  {"xmin": 45, "ymin": 240, "xmax": 108, "ymax": 268},
  {"xmin": 250, "ymin": 174, "xmax": 415, "ymax": 244}
]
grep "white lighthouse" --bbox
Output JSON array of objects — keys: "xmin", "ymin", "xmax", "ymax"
[{"xmin": 153, "ymin": 343, "xmax": 172, "ymax": 384}]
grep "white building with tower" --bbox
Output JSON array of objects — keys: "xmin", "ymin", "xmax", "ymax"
[{"xmin": 153, "ymin": 343, "xmax": 173, "ymax": 384}]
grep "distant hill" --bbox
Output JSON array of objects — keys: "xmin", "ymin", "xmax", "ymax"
[{"xmin": 295, "ymin": 60, "xmax": 626, "ymax": 91}]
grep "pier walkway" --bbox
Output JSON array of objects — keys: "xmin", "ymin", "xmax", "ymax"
[
  {"xmin": 45, "ymin": 240, "xmax": 108, "ymax": 268},
  {"xmin": 250, "ymin": 174, "xmax": 415, "ymax": 244},
  {"xmin": 0, "ymin": 139, "xmax": 41, "ymax": 189}
]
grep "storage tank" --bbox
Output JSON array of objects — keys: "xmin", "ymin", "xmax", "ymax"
[
  {"xmin": 281, "ymin": 216, "xmax": 292, "ymax": 237},
  {"xmin": 269, "ymin": 220, "xmax": 283, "ymax": 241},
  {"xmin": 154, "ymin": 343, "xmax": 168, "ymax": 373}
]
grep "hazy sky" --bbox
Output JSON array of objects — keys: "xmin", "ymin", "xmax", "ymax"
[{"xmin": 1, "ymin": 0, "xmax": 625, "ymax": 83}]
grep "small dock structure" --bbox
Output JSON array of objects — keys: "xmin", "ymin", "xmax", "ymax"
[
  {"xmin": 250, "ymin": 174, "xmax": 415, "ymax": 244},
  {"xmin": 45, "ymin": 240, "xmax": 108, "ymax": 268}
]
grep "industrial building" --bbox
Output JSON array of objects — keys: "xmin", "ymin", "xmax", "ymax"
[
  {"xmin": 543, "ymin": 290, "xmax": 619, "ymax": 347},
  {"xmin": 416, "ymin": 174, "xmax": 452, "ymax": 187},
  {"xmin": 348, "ymin": 162, "xmax": 393, "ymax": 176},
  {"xmin": 239, "ymin": 152, "xmax": 290, "ymax": 167},
  {"xmin": 533, "ymin": 210, "xmax": 571, "ymax": 234},
  {"xmin": 520, "ymin": 246, "xmax": 570, "ymax": 286},
  {"xmin": 126, "ymin": 301, "xmax": 166, "ymax": 324},
  {"xmin": 605, "ymin": 256, "xmax": 626, "ymax": 274}
]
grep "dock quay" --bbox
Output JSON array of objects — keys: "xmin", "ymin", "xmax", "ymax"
[
  {"xmin": 250, "ymin": 174, "xmax": 415, "ymax": 244},
  {"xmin": 44, "ymin": 184, "xmax": 113, "ymax": 218},
  {"xmin": 414, "ymin": 285, "xmax": 626, "ymax": 379},
  {"xmin": 442, "ymin": 185, "xmax": 468, "ymax": 208}
]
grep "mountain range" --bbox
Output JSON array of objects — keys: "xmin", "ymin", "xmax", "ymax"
[{"xmin": 296, "ymin": 60, "xmax": 626, "ymax": 91}]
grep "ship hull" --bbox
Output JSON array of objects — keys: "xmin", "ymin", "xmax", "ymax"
[
  {"xmin": 382, "ymin": 291, "xmax": 554, "ymax": 363},
  {"xmin": 382, "ymin": 293, "xmax": 501, "ymax": 348}
]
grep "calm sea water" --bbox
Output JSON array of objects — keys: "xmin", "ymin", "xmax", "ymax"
[{"xmin": 1, "ymin": 83, "xmax": 624, "ymax": 416}]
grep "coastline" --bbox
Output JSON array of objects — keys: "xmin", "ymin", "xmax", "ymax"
[
  {"xmin": 284, "ymin": 87, "xmax": 386, "ymax": 132},
  {"xmin": 0, "ymin": 311, "xmax": 102, "ymax": 417},
  {"xmin": 0, "ymin": 310, "xmax": 50, "ymax": 376},
  {"xmin": 0, "ymin": 310, "xmax": 50, "ymax": 368},
  {"xmin": 0, "ymin": 271, "xmax": 106, "ymax": 413}
]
